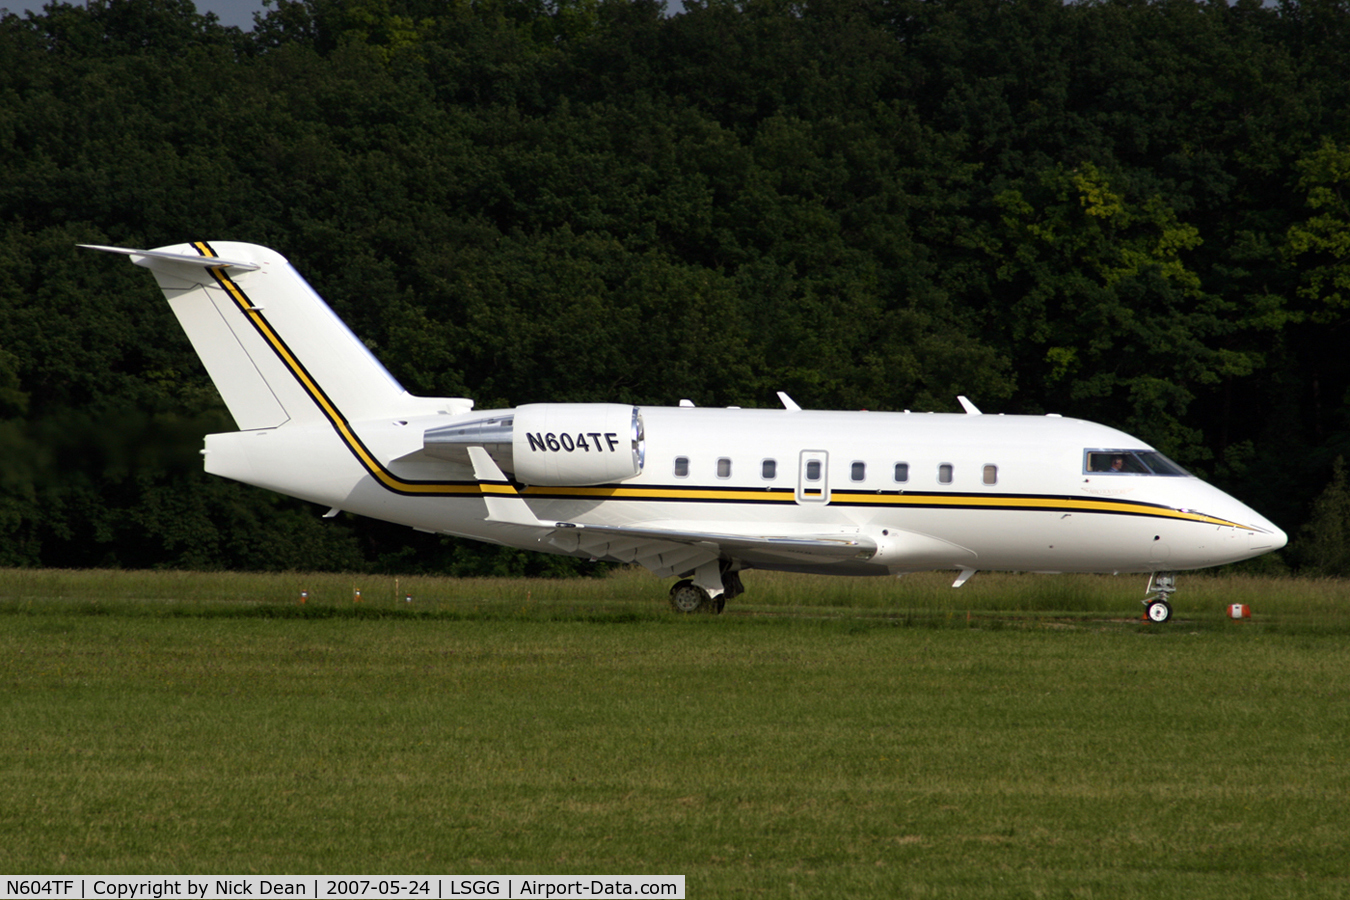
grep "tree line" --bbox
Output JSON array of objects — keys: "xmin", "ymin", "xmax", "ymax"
[{"xmin": 2, "ymin": 0, "xmax": 1349, "ymax": 574}]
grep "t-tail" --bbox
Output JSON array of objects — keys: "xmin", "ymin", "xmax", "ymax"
[{"xmin": 81, "ymin": 241, "xmax": 472, "ymax": 429}]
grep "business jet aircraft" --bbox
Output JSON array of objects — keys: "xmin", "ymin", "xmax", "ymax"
[{"xmin": 84, "ymin": 241, "xmax": 1286, "ymax": 622}]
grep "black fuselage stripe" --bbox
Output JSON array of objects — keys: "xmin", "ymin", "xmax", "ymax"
[
  {"xmin": 191, "ymin": 244, "xmax": 1243, "ymax": 526},
  {"xmin": 196, "ymin": 242, "xmax": 479, "ymax": 495}
]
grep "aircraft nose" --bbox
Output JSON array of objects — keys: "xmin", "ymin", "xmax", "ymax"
[{"xmin": 1249, "ymin": 523, "xmax": 1287, "ymax": 554}]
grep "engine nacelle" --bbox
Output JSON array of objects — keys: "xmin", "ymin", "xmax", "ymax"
[
  {"xmin": 511, "ymin": 403, "xmax": 645, "ymax": 486},
  {"xmin": 422, "ymin": 403, "xmax": 645, "ymax": 486}
]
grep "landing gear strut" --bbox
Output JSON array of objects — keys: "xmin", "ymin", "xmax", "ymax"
[
  {"xmin": 668, "ymin": 561, "xmax": 742, "ymax": 614},
  {"xmin": 669, "ymin": 579, "xmax": 722, "ymax": 614},
  {"xmin": 1144, "ymin": 571, "xmax": 1176, "ymax": 623}
]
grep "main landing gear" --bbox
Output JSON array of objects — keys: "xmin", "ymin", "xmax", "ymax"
[
  {"xmin": 668, "ymin": 565, "xmax": 744, "ymax": 615},
  {"xmin": 668, "ymin": 580, "xmax": 722, "ymax": 614},
  {"xmin": 1144, "ymin": 571, "xmax": 1177, "ymax": 623}
]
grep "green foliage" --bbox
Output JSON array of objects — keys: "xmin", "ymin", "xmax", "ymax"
[
  {"xmin": 1287, "ymin": 139, "xmax": 1350, "ymax": 320},
  {"xmin": 1296, "ymin": 455, "xmax": 1350, "ymax": 576},
  {"xmin": 985, "ymin": 162, "xmax": 1269, "ymax": 458},
  {"xmin": 0, "ymin": 348, "xmax": 28, "ymax": 417},
  {"xmin": 2, "ymin": 0, "xmax": 1349, "ymax": 571}
]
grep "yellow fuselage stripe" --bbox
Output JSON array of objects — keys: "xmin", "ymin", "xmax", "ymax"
[
  {"xmin": 199, "ymin": 243, "xmax": 478, "ymax": 496},
  {"xmin": 194, "ymin": 243, "xmax": 1249, "ymax": 529}
]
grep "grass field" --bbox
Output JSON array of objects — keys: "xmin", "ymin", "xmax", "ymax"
[{"xmin": 2, "ymin": 568, "xmax": 1349, "ymax": 897}]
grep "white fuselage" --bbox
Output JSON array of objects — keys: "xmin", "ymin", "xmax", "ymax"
[
  {"xmin": 89, "ymin": 239, "xmax": 1284, "ymax": 589},
  {"xmin": 203, "ymin": 405, "xmax": 1285, "ymax": 577}
]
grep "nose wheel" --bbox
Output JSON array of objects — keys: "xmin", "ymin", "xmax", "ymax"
[{"xmin": 1143, "ymin": 572, "xmax": 1176, "ymax": 623}]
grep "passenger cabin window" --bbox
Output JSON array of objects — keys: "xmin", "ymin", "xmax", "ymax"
[
  {"xmin": 983, "ymin": 465, "xmax": 998, "ymax": 485},
  {"xmin": 894, "ymin": 462, "xmax": 909, "ymax": 483},
  {"xmin": 762, "ymin": 459, "xmax": 777, "ymax": 480},
  {"xmin": 805, "ymin": 460, "xmax": 822, "ymax": 481},
  {"xmin": 717, "ymin": 457, "xmax": 732, "ymax": 478},
  {"xmin": 938, "ymin": 464, "xmax": 953, "ymax": 484},
  {"xmin": 1085, "ymin": 450, "xmax": 1189, "ymax": 476},
  {"xmin": 674, "ymin": 457, "xmax": 689, "ymax": 477},
  {"xmin": 851, "ymin": 461, "xmax": 866, "ymax": 482}
]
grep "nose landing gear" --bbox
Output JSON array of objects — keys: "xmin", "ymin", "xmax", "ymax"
[{"xmin": 1144, "ymin": 571, "xmax": 1177, "ymax": 622}]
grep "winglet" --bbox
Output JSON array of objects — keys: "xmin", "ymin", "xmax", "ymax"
[
  {"xmin": 466, "ymin": 447, "xmax": 548, "ymax": 528},
  {"xmin": 777, "ymin": 391, "xmax": 801, "ymax": 411},
  {"xmin": 957, "ymin": 396, "xmax": 982, "ymax": 415},
  {"xmin": 952, "ymin": 567, "xmax": 977, "ymax": 588}
]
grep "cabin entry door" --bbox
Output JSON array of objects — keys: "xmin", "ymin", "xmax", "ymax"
[{"xmin": 796, "ymin": 450, "xmax": 830, "ymax": 505}]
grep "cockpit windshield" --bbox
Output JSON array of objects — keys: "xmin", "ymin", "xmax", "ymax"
[{"xmin": 1084, "ymin": 449, "xmax": 1190, "ymax": 476}]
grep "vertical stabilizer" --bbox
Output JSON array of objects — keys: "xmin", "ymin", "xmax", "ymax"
[{"xmin": 86, "ymin": 241, "xmax": 420, "ymax": 430}]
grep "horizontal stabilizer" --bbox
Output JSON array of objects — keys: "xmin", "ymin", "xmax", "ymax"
[{"xmin": 79, "ymin": 244, "xmax": 261, "ymax": 271}]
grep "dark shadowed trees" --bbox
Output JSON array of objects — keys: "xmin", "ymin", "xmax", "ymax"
[{"xmin": 1, "ymin": 0, "xmax": 1348, "ymax": 571}]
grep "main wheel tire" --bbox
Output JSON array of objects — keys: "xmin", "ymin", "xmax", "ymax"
[
  {"xmin": 669, "ymin": 579, "xmax": 710, "ymax": 614},
  {"xmin": 1146, "ymin": 600, "xmax": 1173, "ymax": 623}
]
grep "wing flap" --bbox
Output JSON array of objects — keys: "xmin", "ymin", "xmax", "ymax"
[
  {"xmin": 458, "ymin": 447, "xmax": 876, "ymax": 572},
  {"xmin": 555, "ymin": 521, "xmax": 877, "ymax": 567}
]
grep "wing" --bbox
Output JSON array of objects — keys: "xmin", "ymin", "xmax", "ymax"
[
  {"xmin": 464, "ymin": 446, "xmax": 875, "ymax": 576},
  {"xmin": 547, "ymin": 521, "xmax": 877, "ymax": 577}
]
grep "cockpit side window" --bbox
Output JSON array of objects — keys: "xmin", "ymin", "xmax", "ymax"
[
  {"xmin": 1136, "ymin": 451, "xmax": 1189, "ymax": 476},
  {"xmin": 1086, "ymin": 451, "xmax": 1150, "ymax": 474},
  {"xmin": 1084, "ymin": 449, "xmax": 1189, "ymax": 476}
]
